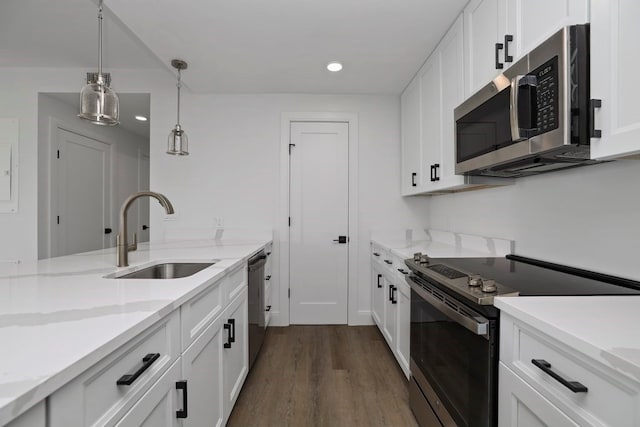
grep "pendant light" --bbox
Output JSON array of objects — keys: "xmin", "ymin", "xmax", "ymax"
[
  {"xmin": 167, "ymin": 59, "xmax": 189, "ymax": 155},
  {"xmin": 78, "ymin": 0, "xmax": 119, "ymax": 125}
]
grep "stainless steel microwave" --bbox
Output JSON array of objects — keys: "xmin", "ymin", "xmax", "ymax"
[{"xmin": 454, "ymin": 24, "xmax": 602, "ymax": 177}]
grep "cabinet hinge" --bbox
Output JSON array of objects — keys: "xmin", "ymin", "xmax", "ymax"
[{"xmin": 57, "ymin": 150, "xmax": 60, "ymax": 159}]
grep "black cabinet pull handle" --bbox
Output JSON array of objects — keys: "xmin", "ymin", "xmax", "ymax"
[
  {"xmin": 265, "ymin": 275, "xmax": 271, "ymax": 281},
  {"xmin": 224, "ymin": 323, "xmax": 232, "ymax": 348},
  {"xmin": 373, "ymin": 252, "xmax": 380, "ymax": 257},
  {"xmin": 384, "ymin": 259, "xmax": 392, "ymax": 265},
  {"xmin": 411, "ymin": 172, "xmax": 417, "ymax": 187},
  {"xmin": 176, "ymin": 380, "xmax": 188, "ymax": 418},
  {"xmin": 397, "ymin": 268, "xmax": 409, "ymax": 275},
  {"xmin": 377, "ymin": 274, "xmax": 382, "ymax": 288},
  {"xmin": 531, "ymin": 359, "xmax": 588, "ymax": 393},
  {"xmin": 266, "ymin": 305, "xmax": 272, "ymax": 312},
  {"xmin": 392, "ymin": 286, "xmax": 397, "ymax": 304},
  {"xmin": 495, "ymin": 42, "xmax": 504, "ymax": 69},
  {"xmin": 590, "ymin": 99, "xmax": 602, "ymax": 138},
  {"xmin": 429, "ymin": 164, "xmax": 434, "ymax": 182},
  {"xmin": 388, "ymin": 284, "xmax": 394, "ymax": 301},
  {"xmin": 116, "ymin": 353, "xmax": 160, "ymax": 386},
  {"xmin": 434, "ymin": 164, "xmax": 440, "ymax": 181},
  {"xmin": 228, "ymin": 318, "xmax": 236, "ymax": 343},
  {"xmin": 504, "ymin": 34, "xmax": 513, "ymax": 62}
]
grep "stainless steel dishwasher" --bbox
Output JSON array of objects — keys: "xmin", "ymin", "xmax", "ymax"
[{"xmin": 247, "ymin": 251, "xmax": 267, "ymax": 369}]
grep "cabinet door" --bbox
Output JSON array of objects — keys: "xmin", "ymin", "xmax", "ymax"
[
  {"xmin": 371, "ymin": 263, "xmax": 385, "ymax": 328},
  {"xmin": 382, "ymin": 276, "xmax": 397, "ymax": 347},
  {"xmin": 222, "ymin": 288, "xmax": 248, "ymax": 421},
  {"xmin": 465, "ymin": 0, "xmax": 507, "ymax": 96},
  {"xmin": 181, "ymin": 314, "xmax": 225, "ymax": 427},
  {"xmin": 419, "ymin": 53, "xmax": 442, "ymax": 188},
  {"xmin": 590, "ymin": 0, "xmax": 640, "ymax": 159},
  {"xmin": 401, "ymin": 77, "xmax": 422, "ymax": 195},
  {"xmin": 437, "ymin": 13, "xmax": 466, "ymax": 187},
  {"xmin": 499, "ymin": 363, "xmax": 579, "ymax": 427},
  {"xmin": 6, "ymin": 401, "xmax": 45, "ymax": 427},
  {"xmin": 394, "ymin": 280, "xmax": 411, "ymax": 379},
  {"xmin": 115, "ymin": 360, "xmax": 182, "ymax": 427},
  {"xmin": 510, "ymin": 0, "xmax": 588, "ymax": 63}
]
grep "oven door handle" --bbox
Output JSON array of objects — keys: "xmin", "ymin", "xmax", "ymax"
[{"xmin": 407, "ymin": 276, "xmax": 489, "ymax": 339}]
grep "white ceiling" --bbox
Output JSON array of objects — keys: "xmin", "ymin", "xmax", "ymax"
[{"xmin": 2, "ymin": 0, "xmax": 468, "ymax": 95}]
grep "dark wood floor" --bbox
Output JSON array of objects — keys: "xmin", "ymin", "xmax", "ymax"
[{"xmin": 228, "ymin": 325, "xmax": 418, "ymax": 427}]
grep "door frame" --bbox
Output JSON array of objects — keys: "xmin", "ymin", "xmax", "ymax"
[
  {"xmin": 278, "ymin": 112, "xmax": 359, "ymax": 326},
  {"xmin": 46, "ymin": 118, "xmax": 114, "ymax": 258}
]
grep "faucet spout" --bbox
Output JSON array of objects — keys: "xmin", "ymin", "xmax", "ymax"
[{"xmin": 117, "ymin": 191, "xmax": 175, "ymax": 267}]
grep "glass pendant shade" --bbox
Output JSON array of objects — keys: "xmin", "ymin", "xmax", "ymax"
[
  {"xmin": 167, "ymin": 124, "xmax": 189, "ymax": 155},
  {"xmin": 79, "ymin": 76, "xmax": 119, "ymax": 125}
]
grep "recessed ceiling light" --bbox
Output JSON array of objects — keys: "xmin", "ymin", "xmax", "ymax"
[
  {"xmin": 135, "ymin": 115, "xmax": 148, "ymax": 121},
  {"xmin": 327, "ymin": 62, "xmax": 343, "ymax": 72}
]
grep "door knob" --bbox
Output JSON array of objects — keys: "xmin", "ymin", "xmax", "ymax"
[
  {"xmin": 332, "ymin": 236, "xmax": 348, "ymax": 244},
  {"xmin": 142, "ymin": 225, "xmax": 149, "ymax": 230}
]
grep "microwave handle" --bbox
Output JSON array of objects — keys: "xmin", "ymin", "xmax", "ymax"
[{"xmin": 510, "ymin": 75, "xmax": 538, "ymax": 141}]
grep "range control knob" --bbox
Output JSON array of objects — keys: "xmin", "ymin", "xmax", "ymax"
[
  {"xmin": 467, "ymin": 274, "xmax": 483, "ymax": 287},
  {"xmin": 413, "ymin": 252, "xmax": 422, "ymax": 262},
  {"xmin": 420, "ymin": 255, "xmax": 430, "ymax": 265},
  {"xmin": 481, "ymin": 279, "xmax": 497, "ymax": 293}
]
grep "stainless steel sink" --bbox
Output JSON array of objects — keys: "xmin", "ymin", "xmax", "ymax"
[{"xmin": 115, "ymin": 262, "xmax": 215, "ymax": 279}]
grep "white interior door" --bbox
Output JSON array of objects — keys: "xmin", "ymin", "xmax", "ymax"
[
  {"xmin": 53, "ymin": 128, "xmax": 111, "ymax": 257},
  {"xmin": 289, "ymin": 121, "xmax": 349, "ymax": 324}
]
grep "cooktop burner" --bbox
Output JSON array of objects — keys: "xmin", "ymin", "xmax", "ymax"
[{"xmin": 406, "ymin": 253, "xmax": 640, "ymax": 306}]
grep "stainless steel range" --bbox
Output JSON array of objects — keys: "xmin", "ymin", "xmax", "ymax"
[{"xmin": 406, "ymin": 253, "xmax": 640, "ymax": 427}]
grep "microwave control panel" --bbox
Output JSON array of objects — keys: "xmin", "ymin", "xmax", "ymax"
[{"xmin": 530, "ymin": 56, "xmax": 559, "ymax": 136}]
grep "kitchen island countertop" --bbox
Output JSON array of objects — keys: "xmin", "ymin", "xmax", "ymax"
[{"xmin": 0, "ymin": 238, "xmax": 270, "ymax": 425}]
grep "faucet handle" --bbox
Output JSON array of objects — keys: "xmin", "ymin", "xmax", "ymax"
[{"xmin": 128, "ymin": 233, "xmax": 138, "ymax": 252}]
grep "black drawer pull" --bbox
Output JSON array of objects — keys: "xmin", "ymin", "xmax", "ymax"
[
  {"xmin": 265, "ymin": 275, "xmax": 271, "ymax": 280},
  {"xmin": 397, "ymin": 268, "xmax": 409, "ymax": 275},
  {"xmin": 377, "ymin": 274, "xmax": 382, "ymax": 288},
  {"xmin": 228, "ymin": 318, "xmax": 236, "ymax": 343},
  {"xmin": 504, "ymin": 34, "xmax": 513, "ymax": 62},
  {"xmin": 176, "ymin": 380, "xmax": 188, "ymax": 418},
  {"xmin": 391, "ymin": 286, "xmax": 397, "ymax": 304},
  {"xmin": 224, "ymin": 323, "xmax": 232, "ymax": 348},
  {"xmin": 388, "ymin": 284, "xmax": 394, "ymax": 301},
  {"xmin": 384, "ymin": 260, "xmax": 392, "ymax": 265},
  {"xmin": 373, "ymin": 252, "xmax": 380, "ymax": 257},
  {"xmin": 116, "ymin": 353, "xmax": 160, "ymax": 386},
  {"xmin": 411, "ymin": 172, "xmax": 417, "ymax": 187},
  {"xmin": 531, "ymin": 359, "xmax": 588, "ymax": 393}
]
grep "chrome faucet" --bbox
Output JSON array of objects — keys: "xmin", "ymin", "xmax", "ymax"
[{"xmin": 117, "ymin": 191, "xmax": 175, "ymax": 267}]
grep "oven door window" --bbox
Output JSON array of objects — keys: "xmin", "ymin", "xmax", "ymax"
[
  {"xmin": 410, "ymin": 289, "xmax": 495, "ymax": 427},
  {"xmin": 456, "ymin": 88, "xmax": 513, "ymax": 163}
]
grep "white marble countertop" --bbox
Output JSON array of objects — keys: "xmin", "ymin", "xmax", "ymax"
[
  {"xmin": 495, "ymin": 296, "xmax": 640, "ymax": 384},
  {"xmin": 0, "ymin": 238, "xmax": 270, "ymax": 425},
  {"xmin": 371, "ymin": 229, "xmax": 514, "ymax": 259}
]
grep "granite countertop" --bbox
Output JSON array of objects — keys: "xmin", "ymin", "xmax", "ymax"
[
  {"xmin": 494, "ymin": 296, "xmax": 640, "ymax": 384},
  {"xmin": 0, "ymin": 238, "xmax": 270, "ymax": 425}
]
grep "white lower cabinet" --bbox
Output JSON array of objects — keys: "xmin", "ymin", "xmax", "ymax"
[
  {"xmin": 499, "ymin": 362, "xmax": 579, "ymax": 427},
  {"xmin": 6, "ymin": 401, "xmax": 45, "ymax": 427},
  {"xmin": 499, "ymin": 312, "xmax": 640, "ymax": 426},
  {"xmin": 222, "ymin": 288, "xmax": 249, "ymax": 421},
  {"xmin": 48, "ymin": 259, "xmax": 253, "ymax": 427},
  {"xmin": 115, "ymin": 360, "xmax": 183, "ymax": 427},
  {"xmin": 370, "ymin": 244, "xmax": 410, "ymax": 379}
]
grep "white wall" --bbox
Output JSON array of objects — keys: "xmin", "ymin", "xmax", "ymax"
[
  {"xmin": 37, "ymin": 93, "xmax": 149, "ymax": 259},
  {"xmin": 150, "ymin": 93, "xmax": 431, "ymax": 325},
  {"xmin": 428, "ymin": 160, "xmax": 640, "ymax": 280},
  {"xmin": 0, "ymin": 67, "xmax": 172, "ymax": 262}
]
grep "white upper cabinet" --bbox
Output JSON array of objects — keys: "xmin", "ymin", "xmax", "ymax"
[
  {"xmin": 400, "ymin": 77, "xmax": 422, "ymax": 195},
  {"xmin": 419, "ymin": 53, "xmax": 442, "ymax": 189},
  {"xmin": 464, "ymin": 0, "xmax": 588, "ymax": 97},
  {"xmin": 590, "ymin": 0, "xmax": 640, "ymax": 159}
]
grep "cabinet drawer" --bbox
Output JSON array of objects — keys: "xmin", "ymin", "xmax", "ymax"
[
  {"xmin": 181, "ymin": 275, "xmax": 225, "ymax": 351},
  {"xmin": 49, "ymin": 310, "xmax": 180, "ymax": 427},
  {"xmin": 225, "ymin": 263, "xmax": 246, "ymax": 304},
  {"xmin": 501, "ymin": 314, "xmax": 640, "ymax": 426}
]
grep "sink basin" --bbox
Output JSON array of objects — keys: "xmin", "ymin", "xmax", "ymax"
[{"xmin": 115, "ymin": 262, "xmax": 215, "ymax": 279}]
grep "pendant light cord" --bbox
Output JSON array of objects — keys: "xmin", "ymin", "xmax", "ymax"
[
  {"xmin": 97, "ymin": 0, "xmax": 103, "ymax": 81},
  {"xmin": 176, "ymin": 68, "xmax": 182, "ymax": 126}
]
